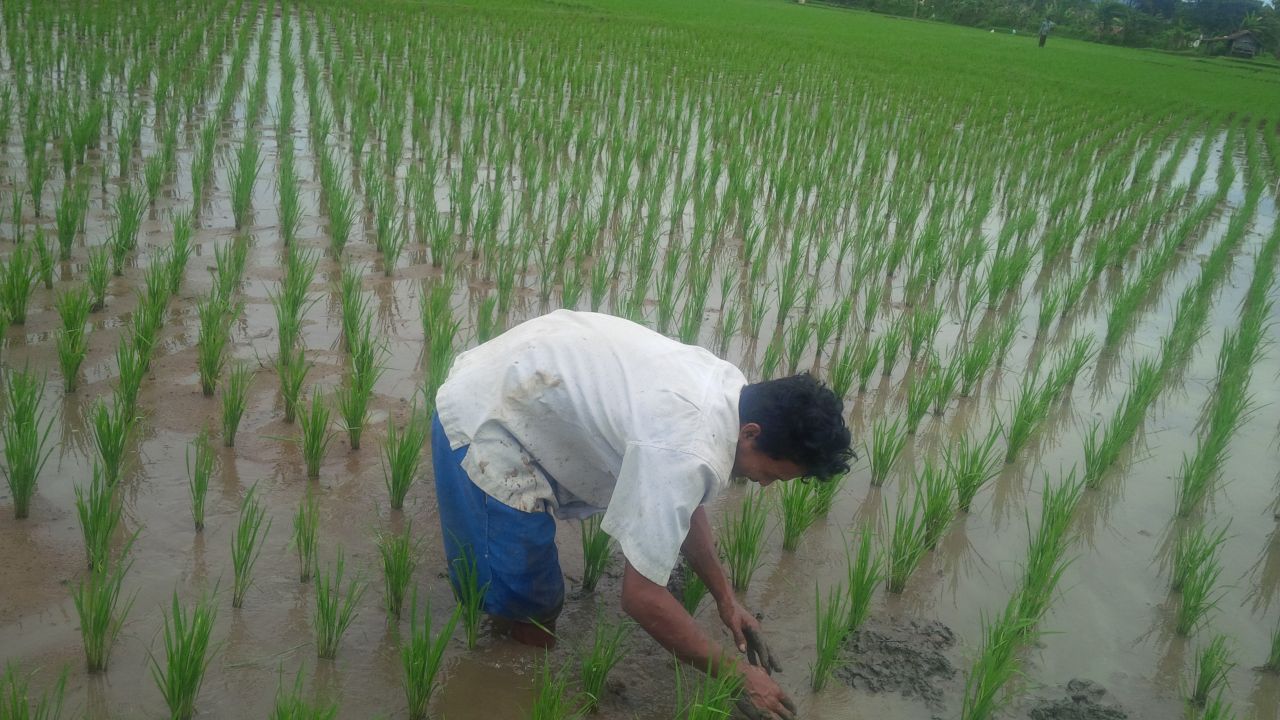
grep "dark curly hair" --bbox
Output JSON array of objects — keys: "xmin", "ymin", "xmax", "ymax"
[{"xmin": 738, "ymin": 373, "xmax": 854, "ymax": 480}]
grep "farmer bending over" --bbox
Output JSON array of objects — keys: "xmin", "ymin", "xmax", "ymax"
[{"xmin": 432, "ymin": 310, "xmax": 853, "ymax": 719}]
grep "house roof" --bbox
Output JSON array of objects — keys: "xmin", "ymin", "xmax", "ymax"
[{"xmin": 1207, "ymin": 29, "xmax": 1257, "ymax": 42}]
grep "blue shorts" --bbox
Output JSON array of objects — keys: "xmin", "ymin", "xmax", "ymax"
[{"xmin": 431, "ymin": 413, "xmax": 565, "ymax": 624}]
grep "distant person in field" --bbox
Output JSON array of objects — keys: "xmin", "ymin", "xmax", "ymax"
[
  {"xmin": 432, "ymin": 309, "xmax": 853, "ymax": 720},
  {"xmin": 1039, "ymin": 17, "xmax": 1054, "ymax": 47}
]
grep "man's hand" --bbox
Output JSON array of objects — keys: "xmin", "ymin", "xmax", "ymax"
[
  {"xmin": 736, "ymin": 664, "xmax": 798, "ymax": 720},
  {"xmin": 718, "ymin": 598, "xmax": 782, "ymax": 674}
]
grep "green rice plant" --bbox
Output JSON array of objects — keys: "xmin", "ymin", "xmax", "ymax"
[
  {"xmin": 450, "ymin": 544, "xmax": 489, "ymax": 650},
  {"xmin": 880, "ymin": 320, "xmax": 904, "ymax": 377},
  {"xmin": 1188, "ymin": 634, "xmax": 1233, "ymax": 708},
  {"xmin": 868, "ymin": 416, "xmax": 907, "ymax": 487},
  {"xmin": 1175, "ymin": 547, "xmax": 1223, "ymax": 637},
  {"xmin": 811, "ymin": 582, "xmax": 849, "ymax": 692},
  {"xmin": 87, "ymin": 246, "xmax": 109, "ymax": 311},
  {"xmin": 992, "ymin": 310, "xmax": 1021, "ymax": 367},
  {"xmin": 298, "ymin": 388, "xmax": 335, "ymax": 480},
  {"xmin": 1198, "ymin": 689, "xmax": 1234, "ymax": 720},
  {"xmin": 885, "ymin": 488, "xmax": 929, "ymax": 593},
  {"xmin": 220, "ymin": 362, "xmax": 254, "ymax": 447},
  {"xmin": 673, "ymin": 661, "xmax": 743, "ymax": 720},
  {"xmin": 906, "ymin": 306, "xmax": 942, "ymax": 362},
  {"xmin": 0, "ymin": 664, "xmax": 67, "ymax": 719},
  {"xmin": 278, "ymin": 346, "xmax": 310, "ymax": 424},
  {"xmin": 1016, "ymin": 473, "xmax": 1082, "ymax": 629},
  {"xmin": 230, "ymin": 134, "xmax": 262, "ymax": 230},
  {"xmin": 1265, "ymin": 624, "xmax": 1280, "ymax": 672},
  {"xmin": 383, "ymin": 405, "xmax": 429, "ymax": 510},
  {"xmin": 861, "ymin": 283, "xmax": 884, "ymax": 331},
  {"xmin": 918, "ymin": 462, "xmax": 955, "ymax": 551},
  {"xmin": 55, "ymin": 285, "xmax": 91, "ymax": 337},
  {"xmin": 759, "ymin": 340, "xmax": 782, "ymax": 380},
  {"xmin": 230, "ymin": 486, "xmax": 271, "ymax": 609},
  {"xmin": 946, "ymin": 425, "xmax": 1001, "ymax": 512},
  {"xmin": 196, "ymin": 295, "xmax": 232, "ymax": 397},
  {"xmin": 0, "ymin": 242, "xmax": 37, "ymax": 325},
  {"xmin": 1002, "ymin": 373, "xmax": 1053, "ymax": 464},
  {"xmin": 905, "ymin": 373, "xmax": 933, "ymax": 435},
  {"xmin": 1170, "ymin": 523, "xmax": 1228, "ymax": 593},
  {"xmin": 930, "ymin": 355, "xmax": 962, "ymax": 415},
  {"xmin": 402, "ymin": 592, "xmax": 458, "ymax": 720},
  {"xmin": 108, "ymin": 185, "xmax": 146, "ymax": 276},
  {"xmin": 55, "ymin": 180, "xmax": 89, "ymax": 260},
  {"xmin": 827, "ymin": 342, "xmax": 858, "ymax": 400},
  {"xmin": 959, "ymin": 331, "xmax": 998, "ymax": 397},
  {"xmin": 530, "ymin": 654, "xmax": 582, "ymax": 720},
  {"xmin": 779, "ymin": 479, "xmax": 821, "ymax": 551},
  {"xmin": 813, "ymin": 473, "xmax": 846, "ymax": 517},
  {"xmin": 186, "ymin": 428, "xmax": 216, "ymax": 531},
  {"xmin": 580, "ymin": 515, "xmax": 613, "ymax": 593},
  {"xmin": 292, "ymin": 492, "xmax": 320, "ymax": 583},
  {"xmin": 579, "ymin": 618, "xmax": 631, "ymax": 713},
  {"xmin": 33, "ymin": 229, "xmax": 54, "ymax": 290},
  {"xmin": 2, "ymin": 369, "xmax": 55, "ymax": 519},
  {"xmin": 335, "ymin": 347, "xmax": 384, "ymax": 452},
  {"xmin": 855, "ymin": 336, "xmax": 882, "ymax": 393},
  {"xmin": 150, "ymin": 588, "xmax": 218, "ymax": 720},
  {"xmin": 56, "ymin": 329, "xmax": 88, "ymax": 393},
  {"xmin": 960, "ymin": 598, "xmax": 1035, "ymax": 720},
  {"xmin": 212, "ymin": 237, "xmax": 250, "ymax": 304},
  {"xmin": 114, "ymin": 338, "xmax": 145, "ymax": 419},
  {"xmin": 168, "ymin": 210, "xmax": 194, "ymax": 295},
  {"xmin": 679, "ymin": 568, "xmax": 709, "ymax": 616},
  {"xmin": 327, "ymin": 183, "xmax": 356, "ymax": 256},
  {"xmin": 73, "ymin": 548, "xmax": 135, "ymax": 673},
  {"xmin": 269, "ymin": 668, "xmax": 338, "ymax": 720},
  {"xmin": 1044, "ymin": 334, "xmax": 1095, "ymax": 400},
  {"xmin": 720, "ymin": 487, "xmax": 769, "ymax": 591},
  {"xmin": 314, "ymin": 548, "xmax": 366, "ymax": 660},
  {"xmin": 1035, "ymin": 285, "xmax": 1063, "ymax": 337},
  {"xmin": 844, "ymin": 523, "xmax": 881, "ymax": 634},
  {"xmin": 75, "ymin": 465, "xmax": 121, "ymax": 571},
  {"xmin": 378, "ymin": 525, "xmax": 420, "ymax": 621}
]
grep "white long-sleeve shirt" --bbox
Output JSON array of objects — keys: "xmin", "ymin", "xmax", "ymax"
[{"xmin": 436, "ymin": 310, "xmax": 745, "ymax": 585}]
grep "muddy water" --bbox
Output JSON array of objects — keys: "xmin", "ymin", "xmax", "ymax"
[{"xmin": 3, "ymin": 17, "xmax": 1280, "ymax": 720}]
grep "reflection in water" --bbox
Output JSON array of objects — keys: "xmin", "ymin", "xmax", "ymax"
[{"xmin": 1244, "ymin": 524, "xmax": 1280, "ymax": 615}]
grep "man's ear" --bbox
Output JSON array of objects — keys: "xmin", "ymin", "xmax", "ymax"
[{"xmin": 739, "ymin": 422, "xmax": 761, "ymax": 441}]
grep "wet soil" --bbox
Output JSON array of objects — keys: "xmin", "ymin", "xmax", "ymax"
[
  {"xmin": 835, "ymin": 619, "xmax": 958, "ymax": 705},
  {"xmin": 1027, "ymin": 680, "xmax": 1129, "ymax": 720}
]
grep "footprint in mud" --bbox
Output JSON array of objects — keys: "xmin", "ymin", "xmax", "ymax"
[
  {"xmin": 833, "ymin": 618, "xmax": 958, "ymax": 705},
  {"xmin": 1027, "ymin": 679, "xmax": 1128, "ymax": 720}
]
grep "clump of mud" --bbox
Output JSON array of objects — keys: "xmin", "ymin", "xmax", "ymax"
[
  {"xmin": 1028, "ymin": 680, "xmax": 1128, "ymax": 720},
  {"xmin": 834, "ymin": 619, "xmax": 957, "ymax": 704}
]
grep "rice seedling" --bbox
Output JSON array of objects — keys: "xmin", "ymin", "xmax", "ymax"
[
  {"xmin": 220, "ymin": 362, "xmax": 254, "ymax": 448},
  {"xmin": 720, "ymin": 487, "xmax": 769, "ymax": 591},
  {"xmin": 186, "ymin": 428, "xmax": 216, "ymax": 532},
  {"xmin": 168, "ymin": 210, "xmax": 194, "ymax": 295},
  {"xmin": 678, "ymin": 567, "xmax": 709, "ymax": 617},
  {"xmin": 868, "ymin": 416, "xmax": 907, "ymax": 487},
  {"xmin": 945, "ymin": 425, "xmax": 1001, "ymax": 512},
  {"xmin": 880, "ymin": 320, "xmax": 904, "ymax": 377},
  {"xmin": 212, "ymin": 236, "xmax": 250, "ymax": 304},
  {"xmin": 55, "ymin": 328, "xmax": 89, "ymax": 393},
  {"xmin": 1265, "ymin": 624, "xmax": 1280, "ymax": 672},
  {"xmin": 961, "ymin": 598, "xmax": 1035, "ymax": 720},
  {"xmin": 327, "ymin": 184, "xmax": 356, "ymax": 256},
  {"xmin": 1044, "ymin": 334, "xmax": 1095, "ymax": 400},
  {"xmin": 314, "ymin": 548, "xmax": 366, "ymax": 660},
  {"xmin": 377, "ymin": 524, "xmax": 420, "ymax": 621},
  {"xmin": 673, "ymin": 661, "xmax": 744, "ymax": 720},
  {"xmin": 336, "ymin": 337, "xmax": 384, "ymax": 451},
  {"xmin": 450, "ymin": 544, "xmax": 489, "ymax": 650},
  {"xmin": 992, "ymin": 310, "xmax": 1021, "ymax": 367},
  {"xmin": 906, "ymin": 306, "xmax": 942, "ymax": 362},
  {"xmin": 269, "ymin": 668, "xmax": 338, "ymax": 720},
  {"xmin": 290, "ymin": 490, "xmax": 320, "ymax": 584},
  {"xmin": 0, "ymin": 664, "xmax": 67, "ymax": 719},
  {"xmin": 930, "ymin": 355, "xmax": 962, "ymax": 415},
  {"xmin": 1015, "ymin": 473, "xmax": 1081, "ymax": 629},
  {"xmin": 298, "ymin": 388, "xmax": 335, "ymax": 480},
  {"xmin": 196, "ymin": 295, "xmax": 232, "ymax": 397},
  {"xmin": 579, "ymin": 618, "xmax": 631, "ymax": 713},
  {"xmin": 278, "ymin": 344, "xmax": 311, "ymax": 423},
  {"xmin": 530, "ymin": 654, "xmax": 582, "ymax": 720},
  {"xmin": 73, "ymin": 548, "xmax": 135, "ymax": 673},
  {"xmin": 1188, "ymin": 634, "xmax": 1233, "ymax": 708},
  {"xmin": 844, "ymin": 523, "xmax": 881, "ymax": 634},
  {"xmin": 55, "ymin": 180, "xmax": 89, "ymax": 260},
  {"xmin": 0, "ymin": 242, "xmax": 37, "ymax": 325},
  {"xmin": 2, "ymin": 369, "xmax": 55, "ymax": 519},
  {"xmin": 885, "ymin": 488, "xmax": 929, "ymax": 593},
  {"xmin": 87, "ymin": 246, "xmax": 110, "ymax": 311},
  {"xmin": 1170, "ymin": 523, "xmax": 1228, "ymax": 593},
  {"xmin": 33, "ymin": 229, "xmax": 54, "ymax": 290},
  {"xmin": 813, "ymin": 473, "xmax": 845, "ymax": 516},
  {"xmin": 905, "ymin": 373, "xmax": 933, "ymax": 435},
  {"xmin": 918, "ymin": 463, "xmax": 955, "ymax": 551},
  {"xmin": 151, "ymin": 589, "xmax": 218, "ymax": 720},
  {"xmin": 230, "ymin": 486, "xmax": 271, "ymax": 609},
  {"xmin": 75, "ymin": 465, "xmax": 122, "ymax": 572},
  {"xmin": 1198, "ymin": 689, "xmax": 1234, "ymax": 720},
  {"xmin": 108, "ymin": 185, "xmax": 145, "ymax": 276},
  {"xmin": 855, "ymin": 336, "xmax": 881, "ymax": 393},
  {"xmin": 383, "ymin": 405, "xmax": 429, "ymax": 510},
  {"xmin": 1002, "ymin": 373, "xmax": 1053, "ymax": 463},
  {"xmin": 1175, "ymin": 548, "xmax": 1223, "ymax": 637},
  {"xmin": 958, "ymin": 333, "xmax": 998, "ymax": 397},
  {"xmin": 402, "ymin": 592, "xmax": 458, "ymax": 720},
  {"xmin": 779, "ymin": 478, "xmax": 821, "ymax": 551},
  {"xmin": 114, "ymin": 339, "xmax": 146, "ymax": 419},
  {"xmin": 811, "ymin": 582, "xmax": 849, "ymax": 692},
  {"xmin": 580, "ymin": 514, "xmax": 613, "ymax": 592},
  {"xmin": 230, "ymin": 133, "xmax": 262, "ymax": 230}
]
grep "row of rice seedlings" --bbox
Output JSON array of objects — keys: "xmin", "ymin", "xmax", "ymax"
[
  {"xmin": 291, "ymin": 492, "xmax": 320, "ymax": 583},
  {"xmin": 383, "ymin": 404, "xmax": 429, "ymax": 510},
  {"xmin": 402, "ymin": 593, "xmax": 458, "ymax": 720},
  {"xmin": 151, "ymin": 588, "xmax": 219, "ymax": 720},
  {"xmin": 1081, "ymin": 356, "xmax": 1163, "ymax": 488},
  {"xmin": 2, "ymin": 368, "xmax": 54, "ymax": 518},
  {"xmin": 230, "ymin": 485, "xmax": 271, "ymax": 609},
  {"xmin": 720, "ymin": 487, "xmax": 769, "ymax": 591},
  {"xmin": 314, "ymin": 549, "xmax": 366, "ymax": 660},
  {"xmin": 1187, "ymin": 634, "xmax": 1233, "ymax": 708},
  {"xmin": 377, "ymin": 524, "xmax": 419, "ymax": 621},
  {"xmin": 578, "ymin": 618, "xmax": 631, "ymax": 713},
  {"xmin": 73, "ymin": 539, "xmax": 135, "ymax": 673},
  {"xmin": 298, "ymin": 388, "xmax": 336, "ymax": 480},
  {"xmin": 0, "ymin": 663, "xmax": 67, "ymax": 719},
  {"xmin": 220, "ymin": 362, "xmax": 254, "ymax": 447},
  {"xmin": 579, "ymin": 515, "xmax": 613, "ymax": 592},
  {"xmin": 1015, "ymin": 474, "xmax": 1082, "ymax": 630},
  {"xmin": 867, "ymin": 416, "xmax": 907, "ymax": 487},
  {"xmin": 185, "ymin": 428, "xmax": 216, "ymax": 532},
  {"xmin": 450, "ymin": 545, "xmax": 489, "ymax": 650}
]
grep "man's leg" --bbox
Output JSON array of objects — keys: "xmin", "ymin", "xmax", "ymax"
[{"xmin": 431, "ymin": 414, "xmax": 565, "ymax": 647}]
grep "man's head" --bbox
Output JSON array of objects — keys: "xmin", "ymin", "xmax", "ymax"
[{"xmin": 733, "ymin": 373, "xmax": 853, "ymax": 486}]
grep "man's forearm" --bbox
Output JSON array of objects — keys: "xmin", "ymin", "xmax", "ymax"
[
  {"xmin": 681, "ymin": 506, "xmax": 735, "ymax": 607},
  {"xmin": 620, "ymin": 560, "xmax": 738, "ymax": 677}
]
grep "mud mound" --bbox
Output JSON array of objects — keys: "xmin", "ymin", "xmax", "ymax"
[
  {"xmin": 1028, "ymin": 680, "xmax": 1128, "ymax": 720},
  {"xmin": 833, "ymin": 618, "xmax": 957, "ymax": 704}
]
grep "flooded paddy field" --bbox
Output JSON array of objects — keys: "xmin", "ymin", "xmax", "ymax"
[{"xmin": 0, "ymin": 0, "xmax": 1279, "ymax": 718}]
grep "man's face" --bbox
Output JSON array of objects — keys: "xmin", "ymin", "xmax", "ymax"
[{"xmin": 731, "ymin": 423, "xmax": 807, "ymax": 487}]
